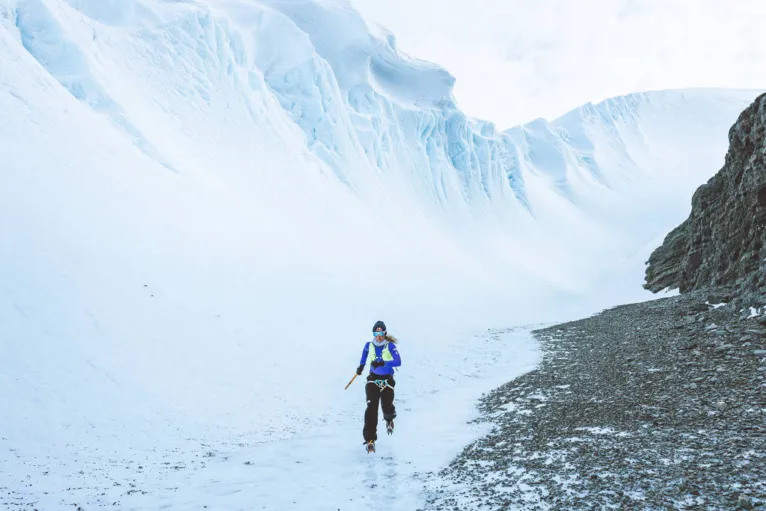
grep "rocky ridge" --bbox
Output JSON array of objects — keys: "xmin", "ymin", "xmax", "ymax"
[{"xmin": 644, "ymin": 93, "xmax": 766, "ymax": 296}]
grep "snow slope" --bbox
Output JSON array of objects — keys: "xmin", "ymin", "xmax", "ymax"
[{"xmin": 0, "ymin": 0, "xmax": 760, "ymax": 508}]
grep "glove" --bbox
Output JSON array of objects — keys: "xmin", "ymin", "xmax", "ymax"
[
  {"xmin": 356, "ymin": 364, "xmax": 364, "ymax": 375},
  {"xmin": 371, "ymin": 359, "xmax": 385, "ymax": 369}
]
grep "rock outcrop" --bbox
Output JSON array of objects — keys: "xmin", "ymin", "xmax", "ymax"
[{"xmin": 644, "ymin": 92, "xmax": 766, "ymax": 296}]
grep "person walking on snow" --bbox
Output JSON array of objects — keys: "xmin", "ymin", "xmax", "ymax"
[{"xmin": 356, "ymin": 320, "xmax": 401, "ymax": 452}]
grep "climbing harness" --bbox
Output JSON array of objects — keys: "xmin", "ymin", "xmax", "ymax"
[{"xmin": 366, "ymin": 379, "xmax": 395, "ymax": 392}]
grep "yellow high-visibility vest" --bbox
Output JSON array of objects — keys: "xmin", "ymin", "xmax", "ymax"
[{"xmin": 366, "ymin": 342, "xmax": 394, "ymax": 366}]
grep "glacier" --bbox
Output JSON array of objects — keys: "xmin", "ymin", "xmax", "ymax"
[{"xmin": 0, "ymin": 0, "xmax": 761, "ymax": 508}]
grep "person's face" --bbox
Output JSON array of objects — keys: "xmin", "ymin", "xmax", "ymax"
[{"xmin": 373, "ymin": 328, "xmax": 385, "ymax": 340}]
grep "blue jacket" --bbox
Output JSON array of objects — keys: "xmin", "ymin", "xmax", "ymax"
[{"xmin": 360, "ymin": 341, "xmax": 401, "ymax": 376}]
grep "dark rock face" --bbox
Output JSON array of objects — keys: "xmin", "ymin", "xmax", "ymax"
[{"xmin": 644, "ymin": 93, "xmax": 766, "ymax": 295}]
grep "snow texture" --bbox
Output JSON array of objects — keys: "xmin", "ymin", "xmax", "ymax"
[{"xmin": 0, "ymin": 0, "xmax": 761, "ymax": 508}]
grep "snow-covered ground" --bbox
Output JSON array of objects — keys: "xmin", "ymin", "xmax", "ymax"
[
  {"xmin": 0, "ymin": 0, "xmax": 762, "ymax": 508},
  {"xmin": 3, "ymin": 327, "xmax": 541, "ymax": 509}
]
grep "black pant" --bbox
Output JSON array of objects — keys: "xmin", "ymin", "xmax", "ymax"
[{"xmin": 363, "ymin": 374, "xmax": 396, "ymax": 441}]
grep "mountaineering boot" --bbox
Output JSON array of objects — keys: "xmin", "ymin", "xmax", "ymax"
[
  {"xmin": 386, "ymin": 419, "xmax": 394, "ymax": 435},
  {"xmin": 365, "ymin": 440, "xmax": 375, "ymax": 453}
]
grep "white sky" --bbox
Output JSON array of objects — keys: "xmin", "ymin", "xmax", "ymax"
[{"xmin": 351, "ymin": 0, "xmax": 766, "ymax": 128}]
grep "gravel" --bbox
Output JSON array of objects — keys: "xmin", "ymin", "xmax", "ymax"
[{"xmin": 423, "ymin": 291, "xmax": 766, "ymax": 510}]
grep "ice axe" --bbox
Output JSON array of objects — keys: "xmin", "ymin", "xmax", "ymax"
[{"xmin": 344, "ymin": 372, "xmax": 358, "ymax": 390}]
